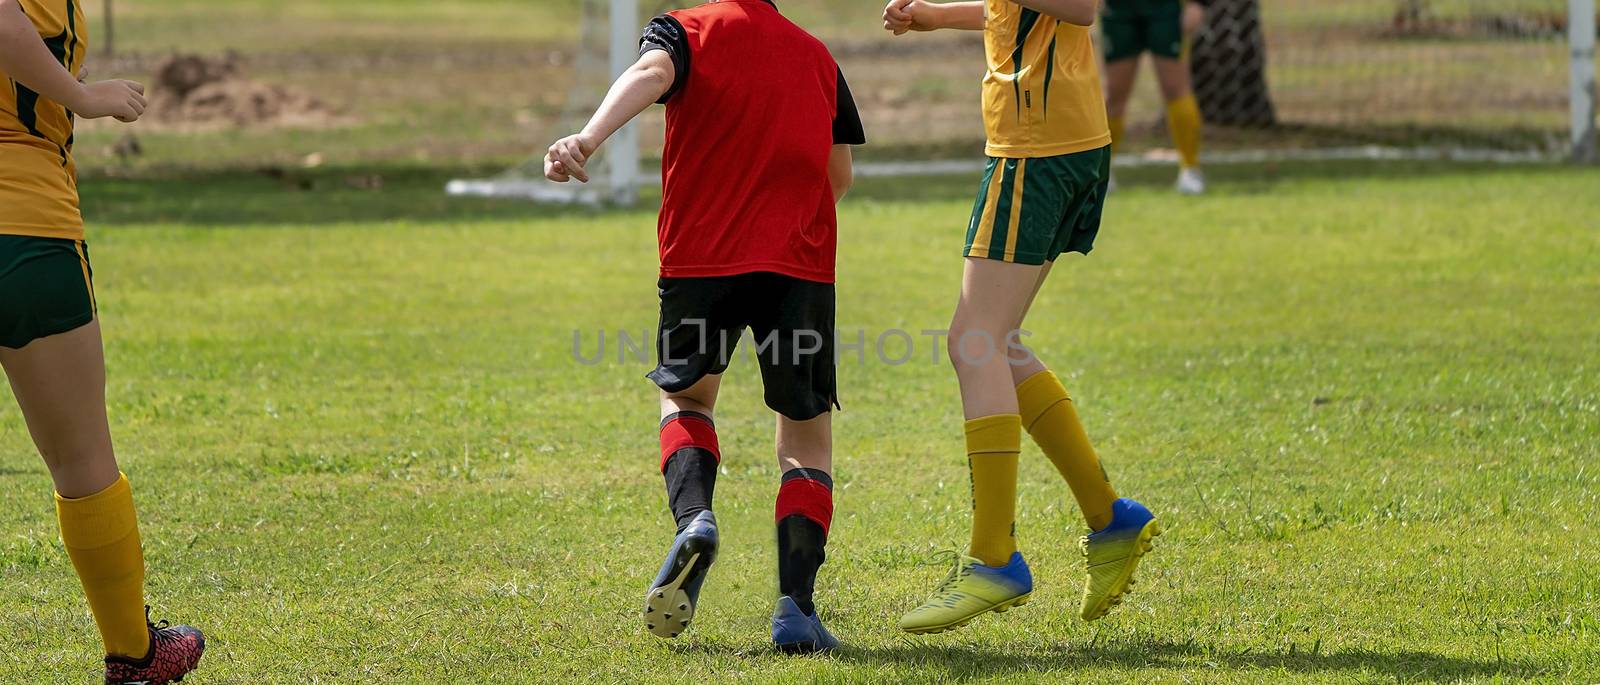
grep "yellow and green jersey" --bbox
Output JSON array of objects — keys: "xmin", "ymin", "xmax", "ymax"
[
  {"xmin": 1, "ymin": 0, "xmax": 88, "ymax": 240},
  {"xmin": 981, "ymin": 0, "xmax": 1110, "ymax": 158}
]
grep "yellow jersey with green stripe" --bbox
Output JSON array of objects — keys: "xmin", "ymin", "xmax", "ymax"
[
  {"xmin": 982, "ymin": 1, "xmax": 1110, "ymax": 158},
  {"xmin": 1, "ymin": 0, "xmax": 89, "ymax": 240}
]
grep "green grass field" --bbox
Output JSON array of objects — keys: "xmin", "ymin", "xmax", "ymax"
[{"xmin": 1, "ymin": 161, "xmax": 1597, "ymax": 683}]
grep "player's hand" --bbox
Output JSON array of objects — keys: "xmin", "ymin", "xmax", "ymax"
[
  {"xmin": 883, "ymin": 0, "xmax": 939, "ymax": 35},
  {"xmin": 1183, "ymin": 1, "xmax": 1206, "ymax": 36},
  {"xmin": 544, "ymin": 133, "xmax": 598, "ymax": 183},
  {"xmin": 72, "ymin": 79, "xmax": 147, "ymax": 123}
]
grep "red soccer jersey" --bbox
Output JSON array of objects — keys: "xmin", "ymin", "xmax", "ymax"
[{"xmin": 643, "ymin": 0, "xmax": 865, "ymax": 284}]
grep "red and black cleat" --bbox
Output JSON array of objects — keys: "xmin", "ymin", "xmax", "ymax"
[{"xmin": 104, "ymin": 607, "xmax": 205, "ymax": 685}]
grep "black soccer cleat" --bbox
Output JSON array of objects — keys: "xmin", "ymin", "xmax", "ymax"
[{"xmin": 643, "ymin": 510, "xmax": 719, "ymax": 638}]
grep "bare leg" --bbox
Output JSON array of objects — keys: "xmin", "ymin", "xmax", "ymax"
[
  {"xmin": 1151, "ymin": 56, "xmax": 1194, "ymax": 102},
  {"xmin": 1004, "ymin": 262, "xmax": 1122, "ymax": 531},
  {"xmin": 776, "ymin": 411, "xmax": 831, "ymax": 474},
  {"xmin": 1103, "ymin": 57, "xmax": 1141, "ymax": 189},
  {"xmin": 1153, "ymin": 55, "xmax": 1204, "ymax": 182},
  {"xmin": 1104, "ymin": 58, "xmax": 1142, "ymax": 123},
  {"xmin": 1008, "ymin": 261, "xmax": 1056, "ymax": 384},
  {"xmin": 0, "ymin": 320, "xmax": 119, "ymax": 497},
  {"xmin": 648, "ymin": 373, "xmax": 725, "ymax": 639},
  {"xmin": 1, "ymin": 320, "xmax": 154, "ymax": 659},
  {"xmin": 662, "ymin": 373, "xmax": 721, "ymax": 419},
  {"xmin": 950, "ymin": 258, "xmax": 1050, "ymax": 419},
  {"xmin": 773, "ymin": 411, "xmax": 833, "ymax": 623}
]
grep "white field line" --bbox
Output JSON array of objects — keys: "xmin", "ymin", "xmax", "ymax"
[
  {"xmin": 854, "ymin": 146, "xmax": 1559, "ymax": 178},
  {"xmin": 445, "ymin": 146, "xmax": 1559, "ymax": 200}
]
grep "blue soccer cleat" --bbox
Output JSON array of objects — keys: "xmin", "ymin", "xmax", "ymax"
[
  {"xmin": 1079, "ymin": 497, "xmax": 1161, "ymax": 621},
  {"xmin": 771, "ymin": 595, "xmax": 839, "ymax": 654},
  {"xmin": 644, "ymin": 510, "xmax": 719, "ymax": 638}
]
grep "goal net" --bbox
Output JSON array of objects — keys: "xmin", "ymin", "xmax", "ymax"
[
  {"xmin": 1186, "ymin": 0, "xmax": 1593, "ymax": 159},
  {"xmin": 450, "ymin": 0, "xmax": 1597, "ymax": 204}
]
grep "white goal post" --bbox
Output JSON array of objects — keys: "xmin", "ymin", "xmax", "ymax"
[
  {"xmin": 1573, "ymin": 0, "xmax": 1598, "ymax": 163},
  {"xmin": 604, "ymin": 0, "xmax": 643, "ymax": 203},
  {"xmin": 446, "ymin": 0, "xmax": 644, "ymax": 205}
]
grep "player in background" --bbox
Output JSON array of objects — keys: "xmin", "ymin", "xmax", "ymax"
[
  {"xmin": 0, "ymin": 1, "xmax": 205, "ymax": 683},
  {"xmin": 543, "ymin": 0, "xmax": 865, "ymax": 654},
  {"xmin": 1101, "ymin": 0, "xmax": 1211, "ymax": 194},
  {"xmin": 882, "ymin": 0, "xmax": 1161, "ymax": 635}
]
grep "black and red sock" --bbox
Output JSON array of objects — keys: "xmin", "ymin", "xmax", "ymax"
[
  {"xmin": 660, "ymin": 411, "xmax": 720, "ymax": 532},
  {"xmin": 775, "ymin": 467, "xmax": 833, "ymax": 616}
]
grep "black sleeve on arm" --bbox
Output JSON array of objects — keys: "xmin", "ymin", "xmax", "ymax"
[
  {"xmin": 639, "ymin": 15, "xmax": 690, "ymax": 104},
  {"xmin": 832, "ymin": 67, "xmax": 866, "ymax": 146}
]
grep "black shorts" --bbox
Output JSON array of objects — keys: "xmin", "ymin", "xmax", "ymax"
[
  {"xmin": 647, "ymin": 272, "xmax": 838, "ymax": 421},
  {"xmin": 0, "ymin": 235, "xmax": 96, "ymax": 350}
]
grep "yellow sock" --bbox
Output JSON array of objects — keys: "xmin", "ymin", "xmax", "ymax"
[
  {"xmin": 1017, "ymin": 371, "xmax": 1119, "ymax": 531},
  {"xmin": 57, "ymin": 473, "xmax": 150, "ymax": 658},
  {"xmin": 1108, "ymin": 116, "xmax": 1126, "ymax": 153},
  {"xmin": 965, "ymin": 414, "xmax": 1021, "ymax": 567},
  {"xmin": 1166, "ymin": 95, "xmax": 1203, "ymax": 169}
]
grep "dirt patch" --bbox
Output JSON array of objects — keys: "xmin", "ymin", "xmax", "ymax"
[{"xmin": 148, "ymin": 53, "xmax": 346, "ymax": 129}]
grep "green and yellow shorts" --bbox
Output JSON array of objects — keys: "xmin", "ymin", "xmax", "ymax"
[
  {"xmin": 965, "ymin": 146, "xmax": 1111, "ymax": 265},
  {"xmin": 0, "ymin": 234, "xmax": 96, "ymax": 350},
  {"xmin": 1101, "ymin": 0, "xmax": 1185, "ymax": 62}
]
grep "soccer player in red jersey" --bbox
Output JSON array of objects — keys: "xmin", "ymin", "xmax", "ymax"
[{"xmin": 544, "ymin": 0, "xmax": 864, "ymax": 653}]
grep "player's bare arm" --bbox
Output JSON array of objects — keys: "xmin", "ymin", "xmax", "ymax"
[
  {"xmin": 883, "ymin": 0, "xmax": 986, "ymax": 35},
  {"xmin": 0, "ymin": 0, "xmax": 145, "ymax": 122},
  {"xmin": 827, "ymin": 145, "xmax": 854, "ymax": 202},
  {"xmin": 1009, "ymin": 0, "xmax": 1098, "ymax": 27},
  {"xmin": 545, "ymin": 49, "xmax": 676, "ymax": 184}
]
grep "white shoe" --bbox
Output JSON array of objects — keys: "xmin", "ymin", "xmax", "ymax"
[{"xmin": 1176, "ymin": 167, "xmax": 1206, "ymax": 195}]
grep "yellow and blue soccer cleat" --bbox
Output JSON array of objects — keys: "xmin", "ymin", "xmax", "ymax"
[
  {"xmin": 1079, "ymin": 497, "xmax": 1161, "ymax": 621},
  {"xmin": 898, "ymin": 551, "xmax": 1033, "ymax": 635},
  {"xmin": 644, "ymin": 510, "xmax": 719, "ymax": 638}
]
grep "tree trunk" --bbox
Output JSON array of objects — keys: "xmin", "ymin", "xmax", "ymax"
[{"xmin": 1189, "ymin": 0, "xmax": 1276, "ymax": 126}]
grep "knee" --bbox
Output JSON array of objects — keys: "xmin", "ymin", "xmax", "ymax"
[
  {"xmin": 946, "ymin": 322, "xmax": 1002, "ymax": 372},
  {"xmin": 1159, "ymin": 76, "xmax": 1194, "ymax": 102},
  {"xmin": 775, "ymin": 414, "xmax": 832, "ymax": 472},
  {"xmin": 664, "ymin": 392, "xmax": 714, "ymax": 417},
  {"xmin": 944, "ymin": 322, "xmax": 968, "ymax": 370}
]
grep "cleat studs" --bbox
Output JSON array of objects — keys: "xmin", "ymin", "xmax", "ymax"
[
  {"xmin": 647, "ymin": 623, "xmax": 655, "ymax": 630},
  {"xmin": 670, "ymin": 632, "xmax": 679, "ymax": 638},
  {"xmin": 679, "ymin": 603, "xmax": 688, "ymax": 611},
  {"xmin": 663, "ymin": 613, "xmax": 673, "ymax": 620}
]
